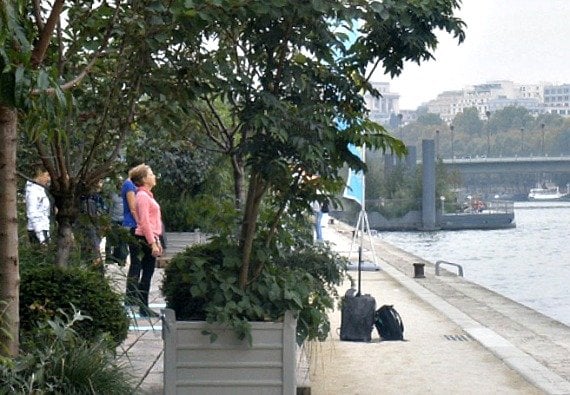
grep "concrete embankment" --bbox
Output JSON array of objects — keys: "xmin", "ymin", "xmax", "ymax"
[{"xmin": 309, "ymin": 223, "xmax": 570, "ymax": 394}]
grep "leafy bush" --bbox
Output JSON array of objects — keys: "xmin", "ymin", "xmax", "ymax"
[
  {"xmin": 159, "ymin": 194, "xmax": 237, "ymax": 232},
  {"xmin": 162, "ymin": 238, "xmax": 348, "ymax": 344},
  {"xmin": 0, "ymin": 309, "xmax": 135, "ymax": 394},
  {"xmin": 19, "ymin": 264, "xmax": 129, "ymax": 347},
  {"xmin": 275, "ymin": 242, "xmax": 349, "ymax": 342}
]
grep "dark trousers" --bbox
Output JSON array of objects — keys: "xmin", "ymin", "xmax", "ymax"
[
  {"xmin": 28, "ymin": 230, "xmax": 49, "ymax": 244},
  {"xmin": 125, "ymin": 230, "xmax": 156, "ymax": 308}
]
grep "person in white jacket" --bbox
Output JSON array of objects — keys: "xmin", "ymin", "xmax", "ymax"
[{"xmin": 25, "ymin": 166, "xmax": 51, "ymax": 245}]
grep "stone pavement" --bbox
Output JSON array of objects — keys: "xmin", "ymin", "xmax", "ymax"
[{"xmin": 115, "ymin": 225, "xmax": 570, "ymax": 394}]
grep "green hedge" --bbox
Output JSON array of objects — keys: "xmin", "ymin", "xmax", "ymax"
[{"xmin": 19, "ymin": 265, "xmax": 129, "ymax": 347}]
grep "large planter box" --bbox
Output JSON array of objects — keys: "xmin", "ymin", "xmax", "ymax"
[{"xmin": 162, "ymin": 308, "xmax": 297, "ymax": 395}]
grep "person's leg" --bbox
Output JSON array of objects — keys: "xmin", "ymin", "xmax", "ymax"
[
  {"xmin": 125, "ymin": 229, "xmax": 142, "ymax": 306},
  {"xmin": 138, "ymin": 241, "xmax": 157, "ymax": 317},
  {"xmin": 28, "ymin": 230, "xmax": 39, "ymax": 244},
  {"xmin": 315, "ymin": 211, "xmax": 323, "ymax": 241}
]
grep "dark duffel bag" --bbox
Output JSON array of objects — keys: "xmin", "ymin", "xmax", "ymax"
[{"xmin": 340, "ymin": 288, "xmax": 376, "ymax": 342}]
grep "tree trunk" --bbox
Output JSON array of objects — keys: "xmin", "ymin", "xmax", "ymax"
[
  {"xmin": 54, "ymin": 191, "xmax": 79, "ymax": 267},
  {"xmin": 0, "ymin": 105, "xmax": 20, "ymax": 357},
  {"xmin": 55, "ymin": 221, "xmax": 75, "ymax": 268},
  {"xmin": 238, "ymin": 173, "xmax": 266, "ymax": 289}
]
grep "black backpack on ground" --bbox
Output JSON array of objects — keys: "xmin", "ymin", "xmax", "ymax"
[{"xmin": 374, "ymin": 305, "xmax": 404, "ymax": 341}]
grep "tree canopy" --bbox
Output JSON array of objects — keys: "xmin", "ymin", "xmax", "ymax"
[{"xmin": 1, "ymin": 0, "xmax": 466, "ymax": 355}]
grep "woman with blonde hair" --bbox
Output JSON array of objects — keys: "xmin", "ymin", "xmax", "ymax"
[{"xmin": 129, "ymin": 164, "xmax": 163, "ymax": 317}]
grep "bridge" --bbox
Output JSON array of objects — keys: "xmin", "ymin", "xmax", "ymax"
[{"xmin": 440, "ymin": 156, "xmax": 570, "ymax": 175}]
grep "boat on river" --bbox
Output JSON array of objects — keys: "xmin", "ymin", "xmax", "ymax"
[{"xmin": 528, "ymin": 182, "xmax": 567, "ymax": 201}]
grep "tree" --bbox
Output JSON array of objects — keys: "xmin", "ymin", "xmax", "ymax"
[
  {"xmin": 0, "ymin": 0, "xmax": 167, "ymax": 356},
  {"xmin": 488, "ymin": 105, "xmax": 534, "ymax": 133},
  {"xmin": 453, "ymin": 107, "xmax": 484, "ymax": 136},
  {"xmin": 1, "ymin": 0, "xmax": 58, "ymax": 358},
  {"xmin": 1, "ymin": 0, "xmax": 466, "ymax": 357},
  {"xmin": 164, "ymin": 0, "xmax": 465, "ymax": 289},
  {"xmin": 20, "ymin": 2, "xmax": 170, "ymax": 267}
]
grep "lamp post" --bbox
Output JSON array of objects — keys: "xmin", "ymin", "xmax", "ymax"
[
  {"xmin": 450, "ymin": 124, "xmax": 455, "ymax": 161},
  {"xmin": 541, "ymin": 123, "xmax": 545, "ymax": 156},
  {"xmin": 485, "ymin": 110, "xmax": 491, "ymax": 157},
  {"xmin": 397, "ymin": 113, "xmax": 403, "ymax": 141},
  {"xmin": 520, "ymin": 127, "xmax": 524, "ymax": 155},
  {"xmin": 440, "ymin": 195, "xmax": 446, "ymax": 213}
]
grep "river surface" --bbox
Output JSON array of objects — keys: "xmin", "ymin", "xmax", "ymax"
[{"xmin": 378, "ymin": 201, "xmax": 570, "ymax": 327}]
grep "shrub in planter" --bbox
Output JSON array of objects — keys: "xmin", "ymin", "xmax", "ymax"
[
  {"xmin": 162, "ymin": 237, "xmax": 348, "ymax": 344},
  {"xmin": 19, "ymin": 264, "xmax": 129, "ymax": 347},
  {"xmin": 275, "ymin": 241, "xmax": 350, "ymax": 342}
]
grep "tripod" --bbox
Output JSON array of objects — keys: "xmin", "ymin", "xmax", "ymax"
[{"xmin": 348, "ymin": 207, "xmax": 379, "ymax": 269}]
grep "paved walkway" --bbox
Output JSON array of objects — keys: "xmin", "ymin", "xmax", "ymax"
[{"xmin": 115, "ymin": 225, "xmax": 570, "ymax": 394}]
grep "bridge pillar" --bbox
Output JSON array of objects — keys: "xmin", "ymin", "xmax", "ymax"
[{"xmin": 422, "ymin": 140, "xmax": 437, "ymax": 230}]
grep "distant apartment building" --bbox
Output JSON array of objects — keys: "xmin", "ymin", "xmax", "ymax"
[
  {"xmin": 364, "ymin": 82, "xmax": 400, "ymax": 124},
  {"xmin": 427, "ymin": 90, "xmax": 463, "ymax": 120},
  {"xmin": 425, "ymin": 80, "xmax": 552, "ymax": 122},
  {"xmin": 543, "ymin": 84, "xmax": 570, "ymax": 116},
  {"xmin": 518, "ymin": 82, "xmax": 543, "ymax": 101}
]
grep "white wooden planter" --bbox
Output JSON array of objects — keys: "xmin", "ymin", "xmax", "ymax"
[{"xmin": 162, "ymin": 308, "xmax": 297, "ymax": 395}]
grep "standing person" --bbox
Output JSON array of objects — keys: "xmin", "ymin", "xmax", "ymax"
[
  {"xmin": 311, "ymin": 200, "xmax": 323, "ymax": 242},
  {"xmin": 79, "ymin": 180, "xmax": 107, "ymax": 266},
  {"xmin": 122, "ymin": 166, "xmax": 141, "ymax": 306},
  {"xmin": 107, "ymin": 177, "xmax": 128, "ymax": 264},
  {"xmin": 130, "ymin": 164, "xmax": 163, "ymax": 317},
  {"xmin": 25, "ymin": 165, "xmax": 52, "ymax": 245}
]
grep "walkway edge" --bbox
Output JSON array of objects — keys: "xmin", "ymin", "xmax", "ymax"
[{"xmin": 378, "ymin": 260, "xmax": 570, "ymax": 395}]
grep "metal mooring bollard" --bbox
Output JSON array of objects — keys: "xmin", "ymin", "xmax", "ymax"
[{"xmin": 413, "ymin": 263, "xmax": 425, "ymax": 278}]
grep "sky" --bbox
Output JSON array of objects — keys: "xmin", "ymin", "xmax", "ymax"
[{"xmin": 379, "ymin": 0, "xmax": 570, "ymax": 110}]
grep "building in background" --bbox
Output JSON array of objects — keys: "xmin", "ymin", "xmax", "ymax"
[
  {"xmin": 543, "ymin": 84, "xmax": 570, "ymax": 116},
  {"xmin": 421, "ymin": 80, "xmax": 562, "ymax": 122},
  {"xmin": 364, "ymin": 82, "xmax": 400, "ymax": 124},
  {"xmin": 369, "ymin": 80, "xmax": 570, "ymax": 122}
]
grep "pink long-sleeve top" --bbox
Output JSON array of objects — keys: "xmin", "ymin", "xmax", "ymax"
[{"xmin": 134, "ymin": 186, "xmax": 162, "ymax": 245}]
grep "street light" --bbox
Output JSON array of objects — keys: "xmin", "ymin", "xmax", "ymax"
[
  {"xmin": 485, "ymin": 110, "xmax": 491, "ymax": 157},
  {"xmin": 520, "ymin": 127, "xmax": 524, "ymax": 155},
  {"xmin": 397, "ymin": 113, "xmax": 403, "ymax": 141},
  {"xmin": 450, "ymin": 124, "xmax": 455, "ymax": 161},
  {"xmin": 440, "ymin": 195, "xmax": 446, "ymax": 213}
]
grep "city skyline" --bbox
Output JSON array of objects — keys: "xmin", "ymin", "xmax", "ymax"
[{"xmin": 379, "ymin": 0, "xmax": 570, "ymax": 110}]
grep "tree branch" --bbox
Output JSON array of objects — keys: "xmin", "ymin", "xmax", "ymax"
[
  {"xmin": 31, "ymin": 0, "xmax": 65, "ymax": 67},
  {"xmin": 32, "ymin": 2, "xmax": 120, "ymax": 94},
  {"xmin": 32, "ymin": 0, "xmax": 44, "ymax": 32}
]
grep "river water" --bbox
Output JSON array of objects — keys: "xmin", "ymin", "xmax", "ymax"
[{"xmin": 378, "ymin": 201, "xmax": 570, "ymax": 327}]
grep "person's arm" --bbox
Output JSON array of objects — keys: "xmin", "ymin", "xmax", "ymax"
[{"xmin": 126, "ymin": 190, "xmax": 139, "ymax": 224}]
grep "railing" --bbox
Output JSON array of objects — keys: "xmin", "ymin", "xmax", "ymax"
[{"xmin": 435, "ymin": 260, "xmax": 464, "ymax": 277}]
